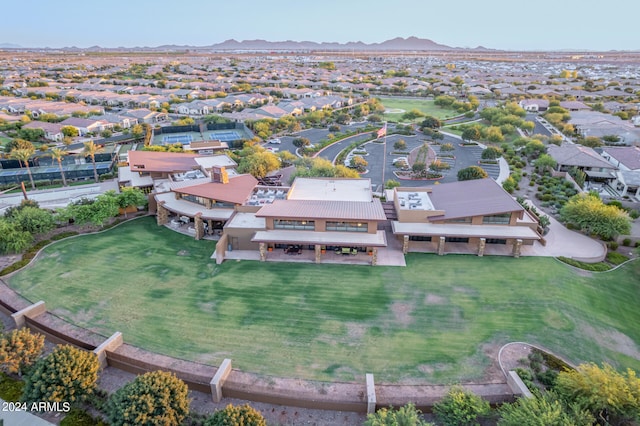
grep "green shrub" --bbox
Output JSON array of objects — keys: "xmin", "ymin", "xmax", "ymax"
[
  {"xmin": 608, "ymin": 241, "xmax": 619, "ymax": 250},
  {"xmin": 557, "ymin": 257, "xmax": 611, "ymax": 271},
  {"xmin": 433, "ymin": 386, "xmax": 490, "ymax": 426},
  {"xmin": 0, "ymin": 259, "xmax": 30, "ymax": 276},
  {"xmin": 365, "ymin": 403, "xmax": 432, "ymax": 426},
  {"xmin": 533, "ymin": 348, "xmax": 573, "ymax": 373},
  {"xmin": 61, "ymin": 407, "xmax": 108, "ymax": 426},
  {"xmin": 0, "ymin": 372, "xmax": 24, "ymax": 402},
  {"xmin": 107, "ymin": 371, "xmax": 189, "ymax": 426},
  {"xmin": 622, "ymin": 238, "xmax": 631, "ymax": 247},
  {"xmin": 205, "ymin": 403, "xmax": 266, "ymax": 426},
  {"xmin": 536, "ymin": 369, "xmax": 559, "ymax": 387},
  {"xmin": 51, "ymin": 231, "xmax": 79, "ymax": 241},
  {"xmin": 21, "ymin": 345, "xmax": 100, "ymax": 404},
  {"xmin": 606, "ymin": 252, "xmax": 629, "ymax": 265}
]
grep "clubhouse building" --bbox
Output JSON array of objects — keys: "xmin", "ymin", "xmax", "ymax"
[{"xmin": 120, "ymin": 151, "xmax": 542, "ymax": 264}]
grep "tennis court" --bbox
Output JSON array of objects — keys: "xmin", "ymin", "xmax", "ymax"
[
  {"xmin": 162, "ymin": 134, "xmax": 194, "ymax": 144},
  {"xmin": 209, "ymin": 131, "xmax": 241, "ymax": 142}
]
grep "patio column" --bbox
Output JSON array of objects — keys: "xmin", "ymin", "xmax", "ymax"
[
  {"xmin": 194, "ymin": 213, "xmax": 204, "ymax": 240},
  {"xmin": 512, "ymin": 239, "xmax": 522, "ymax": 258},
  {"xmin": 402, "ymin": 235, "xmax": 409, "ymax": 254},
  {"xmin": 314, "ymin": 244, "xmax": 321, "ymax": 263},
  {"xmin": 371, "ymin": 248, "xmax": 377, "ymax": 266},
  {"xmin": 259, "ymin": 243, "xmax": 266, "ymax": 262},
  {"xmin": 437, "ymin": 236, "xmax": 446, "ymax": 256},
  {"xmin": 207, "ymin": 220, "xmax": 213, "ymax": 235},
  {"xmin": 478, "ymin": 238, "xmax": 486, "ymax": 257},
  {"xmin": 156, "ymin": 201, "xmax": 169, "ymax": 226}
]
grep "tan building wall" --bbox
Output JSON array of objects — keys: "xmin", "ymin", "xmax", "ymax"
[{"xmin": 224, "ymin": 227, "xmax": 261, "ymax": 250}]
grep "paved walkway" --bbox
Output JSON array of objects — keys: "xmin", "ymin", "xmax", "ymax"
[
  {"xmin": 0, "ymin": 398, "xmax": 55, "ymax": 425},
  {"xmin": 522, "ymin": 213, "xmax": 606, "ymax": 261}
]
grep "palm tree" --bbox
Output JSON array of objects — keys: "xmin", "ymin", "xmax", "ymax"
[
  {"xmin": 82, "ymin": 141, "xmax": 104, "ymax": 183},
  {"xmin": 49, "ymin": 148, "xmax": 68, "ymax": 187},
  {"xmin": 10, "ymin": 147, "xmax": 36, "ymax": 190}
]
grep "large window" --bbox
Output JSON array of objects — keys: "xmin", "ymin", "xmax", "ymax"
[
  {"xmin": 181, "ymin": 194, "xmax": 207, "ymax": 207},
  {"xmin": 445, "ymin": 217, "xmax": 472, "ymax": 224},
  {"xmin": 409, "ymin": 235, "xmax": 432, "ymax": 242},
  {"xmin": 486, "ymin": 238, "xmax": 507, "ymax": 245},
  {"xmin": 326, "ymin": 221, "xmax": 368, "ymax": 232},
  {"xmin": 274, "ymin": 219, "xmax": 315, "ymax": 230},
  {"xmin": 446, "ymin": 237, "xmax": 469, "ymax": 243},
  {"xmin": 482, "ymin": 213, "xmax": 511, "ymax": 225}
]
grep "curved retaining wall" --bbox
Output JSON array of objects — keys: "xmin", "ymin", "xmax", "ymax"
[
  {"xmin": 0, "ymin": 278, "xmax": 516, "ymax": 412},
  {"xmin": 0, "ymin": 215, "xmax": 518, "ymax": 411}
]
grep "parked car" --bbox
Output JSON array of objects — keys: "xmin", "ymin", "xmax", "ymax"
[{"xmin": 268, "ymin": 138, "xmax": 281, "ymax": 144}]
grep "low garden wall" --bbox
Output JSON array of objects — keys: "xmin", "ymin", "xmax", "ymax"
[{"xmin": 0, "ymin": 277, "xmax": 518, "ymax": 412}]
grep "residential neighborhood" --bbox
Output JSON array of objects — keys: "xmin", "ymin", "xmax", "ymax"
[{"xmin": 0, "ymin": 41, "xmax": 639, "ymax": 426}]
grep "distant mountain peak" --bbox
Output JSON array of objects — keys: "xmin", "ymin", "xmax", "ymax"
[{"xmin": 206, "ymin": 37, "xmax": 459, "ymax": 51}]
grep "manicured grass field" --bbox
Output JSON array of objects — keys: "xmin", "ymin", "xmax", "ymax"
[
  {"xmin": 380, "ymin": 97, "xmax": 457, "ymax": 122},
  {"xmin": 8, "ymin": 217, "xmax": 640, "ymax": 383}
]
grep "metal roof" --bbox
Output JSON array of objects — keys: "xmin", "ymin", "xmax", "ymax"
[{"xmin": 256, "ymin": 199, "xmax": 387, "ymax": 221}]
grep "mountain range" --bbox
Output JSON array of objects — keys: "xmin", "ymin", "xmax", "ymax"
[{"xmin": 0, "ymin": 37, "xmax": 492, "ymax": 52}]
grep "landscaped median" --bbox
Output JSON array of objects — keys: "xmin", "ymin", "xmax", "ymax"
[{"xmin": 5, "ymin": 216, "xmax": 640, "ymax": 387}]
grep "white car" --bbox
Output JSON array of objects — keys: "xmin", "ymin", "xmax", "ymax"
[{"xmin": 268, "ymin": 138, "xmax": 281, "ymax": 144}]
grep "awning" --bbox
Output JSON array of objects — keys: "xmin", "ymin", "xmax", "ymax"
[
  {"xmin": 391, "ymin": 221, "xmax": 540, "ymax": 240},
  {"xmin": 252, "ymin": 230, "xmax": 387, "ymax": 247},
  {"xmin": 584, "ymin": 170, "xmax": 615, "ymax": 179}
]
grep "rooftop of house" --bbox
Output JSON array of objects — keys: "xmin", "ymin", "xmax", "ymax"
[
  {"xmin": 169, "ymin": 174, "xmax": 258, "ymax": 205},
  {"xmin": 602, "ymin": 146, "xmax": 640, "ymax": 170},
  {"xmin": 255, "ymin": 198, "xmax": 387, "ymax": 221},
  {"xmin": 548, "ymin": 144, "xmax": 616, "ymax": 169},
  {"xmin": 288, "ymin": 177, "xmax": 373, "ymax": 202}
]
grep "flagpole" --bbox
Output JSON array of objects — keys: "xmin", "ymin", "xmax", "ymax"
[{"xmin": 381, "ymin": 121, "xmax": 387, "ymax": 195}]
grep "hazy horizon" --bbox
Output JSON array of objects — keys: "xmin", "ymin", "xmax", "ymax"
[{"xmin": 2, "ymin": 0, "xmax": 639, "ymax": 51}]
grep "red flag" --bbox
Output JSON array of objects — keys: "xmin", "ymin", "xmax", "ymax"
[{"xmin": 377, "ymin": 123, "xmax": 387, "ymax": 138}]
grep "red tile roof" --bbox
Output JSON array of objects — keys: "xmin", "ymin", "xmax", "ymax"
[{"xmin": 173, "ymin": 174, "xmax": 258, "ymax": 205}]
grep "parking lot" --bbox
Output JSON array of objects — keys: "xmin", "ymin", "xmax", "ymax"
[{"xmin": 262, "ymin": 123, "xmax": 505, "ymax": 191}]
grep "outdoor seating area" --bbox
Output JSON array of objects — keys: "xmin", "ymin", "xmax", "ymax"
[
  {"xmin": 284, "ymin": 245, "xmax": 302, "ymax": 255},
  {"xmin": 335, "ymin": 247, "xmax": 359, "ymax": 255},
  {"xmin": 246, "ymin": 188, "xmax": 287, "ymax": 206}
]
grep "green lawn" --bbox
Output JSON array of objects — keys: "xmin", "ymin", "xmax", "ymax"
[
  {"xmin": 7, "ymin": 217, "xmax": 640, "ymax": 384},
  {"xmin": 379, "ymin": 97, "xmax": 457, "ymax": 122}
]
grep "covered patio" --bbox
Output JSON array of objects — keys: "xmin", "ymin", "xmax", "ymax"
[
  {"xmin": 392, "ymin": 222, "xmax": 540, "ymax": 258},
  {"xmin": 155, "ymin": 192, "xmax": 233, "ymax": 239},
  {"xmin": 251, "ymin": 229, "xmax": 387, "ymax": 265}
]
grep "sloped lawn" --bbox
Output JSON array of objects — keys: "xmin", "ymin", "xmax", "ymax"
[{"xmin": 8, "ymin": 217, "xmax": 640, "ymax": 383}]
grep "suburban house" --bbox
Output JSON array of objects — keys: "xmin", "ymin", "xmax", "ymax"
[
  {"xmin": 122, "ymin": 108, "xmax": 167, "ymax": 124},
  {"xmin": 390, "ymin": 179, "xmax": 540, "ymax": 256},
  {"xmin": 569, "ymin": 110, "xmax": 640, "ymax": 145},
  {"xmin": 22, "ymin": 121, "xmax": 64, "ymax": 141},
  {"xmin": 519, "ymin": 99, "xmax": 549, "ymax": 112},
  {"xmin": 59, "ymin": 117, "xmax": 110, "ymax": 136},
  {"xmin": 547, "ymin": 144, "xmax": 617, "ymax": 185},
  {"xmin": 90, "ymin": 113, "xmax": 138, "ymax": 129},
  {"xmin": 601, "ymin": 146, "xmax": 640, "ymax": 199}
]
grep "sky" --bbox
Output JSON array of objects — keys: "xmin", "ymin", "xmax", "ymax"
[{"xmin": 2, "ymin": 0, "xmax": 639, "ymax": 51}]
